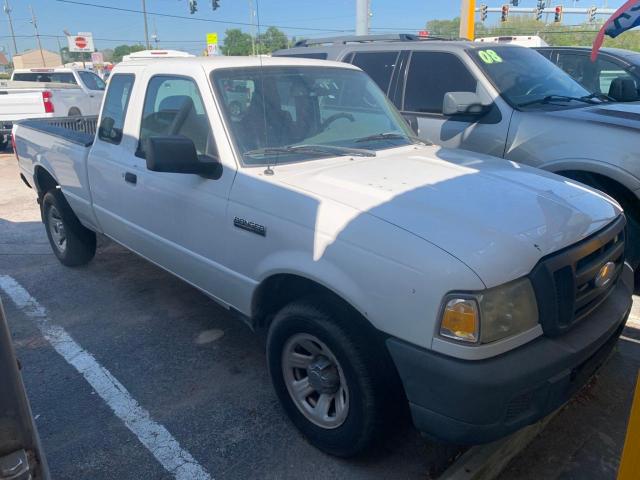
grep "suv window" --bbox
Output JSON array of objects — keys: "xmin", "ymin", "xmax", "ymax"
[
  {"xmin": 350, "ymin": 51, "xmax": 399, "ymax": 94},
  {"xmin": 98, "ymin": 74, "xmax": 135, "ymax": 144},
  {"xmin": 139, "ymin": 75, "xmax": 215, "ymax": 157},
  {"xmin": 404, "ymin": 51, "xmax": 477, "ymax": 114},
  {"xmin": 555, "ymin": 51, "xmax": 635, "ymax": 95}
]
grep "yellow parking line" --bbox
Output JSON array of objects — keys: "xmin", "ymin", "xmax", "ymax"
[{"xmin": 618, "ymin": 371, "xmax": 640, "ymax": 480}]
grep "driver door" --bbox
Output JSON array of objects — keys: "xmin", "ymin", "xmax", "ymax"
[
  {"xmin": 90, "ymin": 65, "xmax": 238, "ymax": 304},
  {"xmin": 399, "ymin": 50, "xmax": 510, "ymax": 157}
]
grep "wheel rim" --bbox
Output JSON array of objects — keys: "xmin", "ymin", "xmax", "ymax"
[
  {"xmin": 282, "ymin": 333, "xmax": 349, "ymax": 429},
  {"xmin": 47, "ymin": 205, "xmax": 67, "ymax": 254}
]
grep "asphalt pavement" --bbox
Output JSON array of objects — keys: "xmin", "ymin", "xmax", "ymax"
[{"xmin": 1, "ymin": 152, "xmax": 639, "ymax": 480}]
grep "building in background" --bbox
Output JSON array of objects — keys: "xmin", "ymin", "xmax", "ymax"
[
  {"xmin": 0, "ymin": 53, "xmax": 9, "ymax": 73},
  {"xmin": 12, "ymin": 49, "xmax": 62, "ymax": 68}
]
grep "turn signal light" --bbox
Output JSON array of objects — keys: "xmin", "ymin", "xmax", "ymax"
[{"xmin": 440, "ymin": 298, "xmax": 479, "ymax": 343}]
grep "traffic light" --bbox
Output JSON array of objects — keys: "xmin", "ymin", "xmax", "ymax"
[
  {"xmin": 588, "ymin": 6, "xmax": 597, "ymax": 23},
  {"xmin": 554, "ymin": 5, "xmax": 563, "ymax": 23},
  {"xmin": 189, "ymin": 0, "xmax": 197, "ymax": 14},
  {"xmin": 536, "ymin": 1, "xmax": 546, "ymax": 21},
  {"xmin": 501, "ymin": 4, "xmax": 509, "ymax": 22},
  {"xmin": 212, "ymin": 0, "xmax": 220, "ymax": 10},
  {"xmin": 480, "ymin": 4, "xmax": 488, "ymax": 22}
]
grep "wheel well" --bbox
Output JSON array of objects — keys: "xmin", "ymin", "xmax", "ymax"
[
  {"xmin": 34, "ymin": 166, "xmax": 58, "ymax": 198},
  {"xmin": 68, "ymin": 107, "xmax": 82, "ymax": 116},
  {"xmin": 252, "ymin": 274, "xmax": 367, "ymax": 330},
  {"xmin": 558, "ymin": 170, "xmax": 640, "ymax": 217}
]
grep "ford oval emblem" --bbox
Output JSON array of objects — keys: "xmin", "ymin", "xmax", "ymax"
[{"xmin": 594, "ymin": 261, "xmax": 616, "ymax": 289}]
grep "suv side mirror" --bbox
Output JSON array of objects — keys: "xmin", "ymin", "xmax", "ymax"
[
  {"xmin": 144, "ymin": 135, "xmax": 222, "ymax": 180},
  {"xmin": 443, "ymin": 92, "xmax": 488, "ymax": 116}
]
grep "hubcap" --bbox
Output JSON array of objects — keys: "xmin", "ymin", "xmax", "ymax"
[
  {"xmin": 47, "ymin": 206, "xmax": 67, "ymax": 254},
  {"xmin": 282, "ymin": 333, "xmax": 349, "ymax": 429}
]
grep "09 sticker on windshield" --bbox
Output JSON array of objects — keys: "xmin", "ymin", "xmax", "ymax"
[{"xmin": 478, "ymin": 50, "xmax": 503, "ymax": 64}]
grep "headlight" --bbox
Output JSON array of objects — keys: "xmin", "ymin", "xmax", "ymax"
[{"xmin": 439, "ymin": 278, "xmax": 539, "ymax": 344}]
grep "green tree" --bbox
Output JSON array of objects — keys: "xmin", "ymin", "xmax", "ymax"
[
  {"xmin": 112, "ymin": 44, "xmax": 146, "ymax": 63},
  {"xmin": 257, "ymin": 26, "xmax": 289, "ymax": 53},
  {"xmin": 221, "ymin": 29, "xmax": 253, "ymax": 56}
]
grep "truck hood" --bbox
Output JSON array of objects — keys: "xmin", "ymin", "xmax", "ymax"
[
  {"xmin": 279, "ymin": 146, "xmax": 621, "ymax": 287},
  {"xmin": 544, "ymin": 101, "xmax": 640, "ymax": 130}
]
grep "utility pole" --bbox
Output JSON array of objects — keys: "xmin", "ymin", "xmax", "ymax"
[
  {"xmin": 29, "ymin": 5, "xmax": 46, "ymax": 67},
  {"xmin": 356, "ymin": 0, "xmax": 369, "ymax": 36},
  {"xmin": 3, "ymin": 0, "xmax": 17, "ymax": 55},
  {"xmin": 142, "ymin": 0, "xmax": 151, "ymax": 49},
  {"xmin": 249, "ymin": 0, "xmax": 256, "ymax": 56},
  {"xmin": 459, "ymin": 0, "xmax": 476, "ymax": 40}
]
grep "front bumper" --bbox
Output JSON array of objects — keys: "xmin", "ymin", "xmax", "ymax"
[{"xmin": 387, "ymin": 263, "xmax": 634, "ymax": 445}]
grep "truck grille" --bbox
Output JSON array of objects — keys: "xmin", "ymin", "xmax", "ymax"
[{"xmin": 530, "ymin": 216, "xmax": 626, "ymax": 337}]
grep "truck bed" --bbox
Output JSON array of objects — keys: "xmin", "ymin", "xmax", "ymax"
[
  {"xmin": 18, "ymin": 116, "xmax": 98, "ymax": 147},
  {"xmin": 13, "ymin": 116, "xmax": 100, "ymax": 231}
]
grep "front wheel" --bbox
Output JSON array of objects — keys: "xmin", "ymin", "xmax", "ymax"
[
  {"xmin": 267, "ymin": 298, "xmax": 393, "ymax": 457},
  {"xmin": 42, "ymin": 190, "xmax": 96, "ymax": 266}
]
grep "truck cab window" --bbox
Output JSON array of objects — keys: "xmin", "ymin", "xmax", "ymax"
[
  {"xmin": 138, "ymin": 76, "xmax": 216, "ymax": 158},
  {"xmin": 78, "ymin": 71, "xmax": 106, "ymax": 91},
  {"xmin": 404, "ymin": 52, "xmax": 477, "ymax": 114},
  {"xmin": 98, "ymin": 74, "xmax": 134, "ymax": 144},
  {"xmin": 350, "ymin": 51, "xmax": 400, "ymax": 94}
]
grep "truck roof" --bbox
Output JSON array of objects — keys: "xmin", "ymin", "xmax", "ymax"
[{"xmin": 113, "ymin": 55, "xmax": 360, "ymax": 72}]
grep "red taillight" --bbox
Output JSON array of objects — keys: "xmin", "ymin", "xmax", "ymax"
[
  {"xmin": 42, "ymin": 91, "xmax": 54, "ymax": 113},
  {"xmin": 10, "ymin": 132, "xmax": 17, "ymax": 160}
]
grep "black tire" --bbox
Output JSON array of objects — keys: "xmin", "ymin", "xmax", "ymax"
[
  {"xmin": 42, "ymin": 189, "xmax": 96, "ymax": 266},
  {"xmin": 0, "ymin": 138, "xmax": 7, "ymax": 151},
  {"xmin": 267, "ymin": 296, "xmax": 398, "ymax": 457}
]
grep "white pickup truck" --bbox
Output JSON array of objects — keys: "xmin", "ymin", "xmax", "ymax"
[
  {"xmin": 12, "ymin": 55, "xmax": 634, "ymax": 457},
  {"xmin": 0, "ymin": 77, "xmax": 100, "ymax": 150}
]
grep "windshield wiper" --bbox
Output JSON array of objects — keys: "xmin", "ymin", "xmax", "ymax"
[
  {"xmin": 518, "ymin": 95, "xmax": 599, "ymax": 108},
  {"xmin": 582, "ymin": 92, "xmax": 613, "ymax": 102},
  {"xmin": 355, "ymin": 132, "xmax": 430, "ymax": 145},
  {"xmin": 244, "ymin": 144, "xmax": 376, "ymax": 158}
]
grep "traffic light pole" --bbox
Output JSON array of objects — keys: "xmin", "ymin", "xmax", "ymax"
[{"xmin": 460, "ymin": 0, "xmax": 476, "ymax": 40}]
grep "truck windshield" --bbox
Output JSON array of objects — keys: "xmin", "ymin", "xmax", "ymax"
[
  {"xmin": 469, "ymin": 46, "xmax": 593, "ymax": 109},
  {"xmin": 211, "ymin": 66, "xmax": 417, "ymax": 166}
]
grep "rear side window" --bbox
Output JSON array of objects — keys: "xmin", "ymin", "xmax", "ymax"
[
  {"xmin": 98, "ymin": 74, "xmax": 135, "ymax": 145},
  {"xmin": 350, "ymin": 51, "xmax": 399, "ymax": 94},
  {"xmin": 403, "ymin": 51, "xmax": 477, "ymax": 114},
  {"xmin": 138, "ymin": 75, "xmax": 215, "ymax": 158}
]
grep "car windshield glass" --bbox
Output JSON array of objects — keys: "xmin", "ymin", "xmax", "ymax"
[
  {"xmin": 78, "ymin": 71, "xmax": 106, "ymax": 91},
  {"xmin": 470, "ymin": 46, "xmax": 592, "ymax": 109},
  {"xmin": 211, "ymin": 66, "xmax": 416, "ymax": 166}
]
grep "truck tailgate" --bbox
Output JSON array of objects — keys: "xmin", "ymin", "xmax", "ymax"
[{"xmin": 0, "ymin": 90, "xmax": 46, "ymax": 120}]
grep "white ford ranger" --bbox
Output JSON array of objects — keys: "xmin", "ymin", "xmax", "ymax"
[{"xmin": 12, "ymin": 55, "xmax": 634, "ymax": 457}]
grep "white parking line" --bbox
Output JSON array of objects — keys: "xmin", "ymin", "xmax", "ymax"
[{"xmin": 0, "ymin": 275, "xmax": 212, "ymax": 480}]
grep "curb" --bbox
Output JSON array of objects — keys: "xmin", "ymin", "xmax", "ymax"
[{"xmin": 438, "ymin": 411, "xmax": 557, "ymax": 480}]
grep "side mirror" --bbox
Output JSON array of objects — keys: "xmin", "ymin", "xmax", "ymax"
[
  {"xmin": 443, "ymin": 91, "xmax": 488, "ymax": 116},
  {"xmin": 144, "ymin": 135, "xmax": 222, "ymax": 180},
  {"xmin": 98, "ymin": 116, "xmax": 121, "ymax": 142}
]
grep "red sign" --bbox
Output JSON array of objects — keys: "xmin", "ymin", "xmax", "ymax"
[
  {"xmin": 75, "ymin": 36, "xmax": 88, "ymax": 49},
  {"xmin": 418, "ymin": 30, "xmax": 429, "ymax": 38}
]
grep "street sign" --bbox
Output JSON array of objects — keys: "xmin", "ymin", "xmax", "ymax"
[
  {"xmin": 206, "ymin": 32, "xmax": 218, "ymax": 56},
  {"xmin": 91, "ymin": 51, "xmax": 104, "ymax": 65},
  {"xmin": 67, "ymin": 32, "xmax": 94, "ymax": 53}
]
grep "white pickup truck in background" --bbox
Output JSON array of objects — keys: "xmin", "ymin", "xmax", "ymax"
[
  {"xmin": 0, "ymin": 76, "xmax": 102, "ymax": 150},
  {"xmin": 12, "ymin": 55, "xmax": 634, "ymax": 457}
]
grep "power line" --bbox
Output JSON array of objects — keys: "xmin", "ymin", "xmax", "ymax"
[{"xmin": 54, "ymin": 0, "xmax": 351, "ymax": 33}]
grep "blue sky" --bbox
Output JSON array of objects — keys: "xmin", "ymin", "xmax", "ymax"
[{"xmin": 0, "ymin": 0, "xmax": 628, "ymax": 56}]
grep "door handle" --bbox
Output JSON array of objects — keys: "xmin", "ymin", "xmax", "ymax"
[{"xmin": 124, "ymin": 172, "xmax": 137, "ymax": 185}]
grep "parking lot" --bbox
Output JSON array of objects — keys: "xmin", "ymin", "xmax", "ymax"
[{"xmin": 1, "ymin": 150, "xmax": 639, "ymax": 479}]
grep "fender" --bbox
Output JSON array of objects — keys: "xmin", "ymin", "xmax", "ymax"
[{"xmin": 539, "ymin": 158, "xmax": 640, "ymax": 199}]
